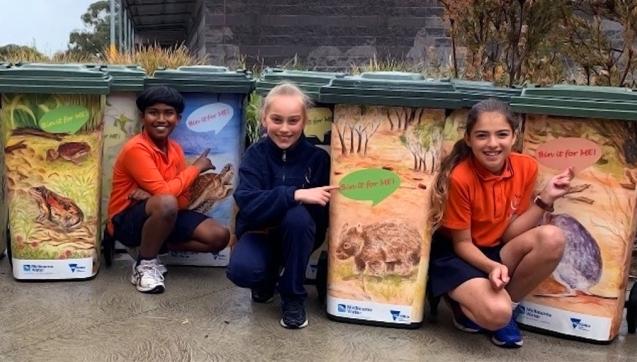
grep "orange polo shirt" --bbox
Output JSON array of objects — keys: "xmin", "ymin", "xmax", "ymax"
[
  {"xmin": 107, "ymin": 131, "xmax": 200, "ymax": 234},
  {"xmin": 442, "ymin": 153, "xmax": 538, "ymax": 247}
]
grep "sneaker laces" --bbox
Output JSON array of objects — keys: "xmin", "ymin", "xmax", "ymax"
[
  {"xmin": 283, "ymin": 299, "xmax": 305, "ymax": 320},
  {"xmin": 137, "ymin": 260, "xmax": 165, "ymax": 282}
]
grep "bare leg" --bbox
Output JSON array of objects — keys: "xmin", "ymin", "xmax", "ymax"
[
  {"xmin": 448, "ymin": 278, "xmax": 513, "ymax": 331},
  {"xmin": 167, "ymin": 218, "xmax": 230, "ymax": 253},
  {"xmin": 500, "ymin": 225, "xmax": 566, "ymax": 302},
  {"xmin": 139, "ymin": 195, "xmax": 178, "ymax": 259}
]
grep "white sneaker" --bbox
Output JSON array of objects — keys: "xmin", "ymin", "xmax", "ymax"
[
  {"xmin": 154, "ymin": 258, "xmax": 168, "ymax": 275},
  {"xmin": 130, "ymin": 259, "xmax": 165, "ymax": 293}
]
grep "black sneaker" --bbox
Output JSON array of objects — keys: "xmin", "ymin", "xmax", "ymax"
[
  {"xmin": 280, "ymin": 297, "xmax": 308, "ymax": 329},
  {"xmin": 251, "ymin": 287, "xmax": 275, "ymax": 304}
]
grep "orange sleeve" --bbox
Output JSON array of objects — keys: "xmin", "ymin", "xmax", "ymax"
[
  {"xmin": 121, "ymin": 144, "xmax": 200, "ymax": 199},
  {"xmin": 517, "ymin": 158, "xmax": 538, "ymax": 215},
  {"xmin": 442, "ymin": 174, "xmax": 472, "ymax": 230}
]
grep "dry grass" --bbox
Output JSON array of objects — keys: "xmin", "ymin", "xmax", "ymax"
[{"xmin": 105, "ymin": 43, "xmax": 208, "ymax": 75}]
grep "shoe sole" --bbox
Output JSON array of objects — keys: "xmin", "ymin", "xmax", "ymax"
[
  {"xmin": 491, "ymin": 335, "xmax": 523, "ymax": 348},
  {"xmin": 451, "ymin": 316, "xmax": 481, "ymax": 333},
  {"xmin": 137, "ymin": 285, "xmax": 165, "ymax": 294},
  {"xmin": 280, "ymin": 318, "xmax": 309, "ymax": 329},
  {"xmin": 252, "ymin": 296, "xmax": 275, "ymax": 304},
  {"xmin": 130, "ymin": 276, "xmax": 165, "ymax": 294}
]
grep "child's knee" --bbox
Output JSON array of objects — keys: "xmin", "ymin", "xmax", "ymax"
[
  {"xmin": 202, "ymin": 225, "xmax": 230, "ymax": 252},
  {"xmin": 226, "ymin": 258, "xmax": 267, "ymax": 288},
  {"xmin": 473, "ymin": 298, "xmax": 512, "ymax": 330},
  {"xmin": 281, "ymin": 205, "xmax": 315, "ymax": 233},
  {"xmin": 538, "ymin": 225, "xmax": 565, "ymax": 261},
  {"xmin": 149, "ymin": 195, "xmax": 178, "ymax": 219}
]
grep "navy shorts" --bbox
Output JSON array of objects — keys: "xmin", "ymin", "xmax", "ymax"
[
  {"xmin": 428, "ymin": 232, "xmax": 503, "ymax": 297},
  {"xmin": 111, "ymin": 200, "xmax": 208, "ymax": 247}
]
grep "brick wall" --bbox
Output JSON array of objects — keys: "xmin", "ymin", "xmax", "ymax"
[{"xmin": 196, "ymin": 0, "xmax": 450, "ymax": 71}]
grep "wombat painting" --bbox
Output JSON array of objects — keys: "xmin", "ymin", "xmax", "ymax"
[
  {"xmin": 335, "ymin": 221, "xmax": 421, "ymax": 277},
  {"xmin": 327, "ymin": 104, "xmax": 445, "ymax": 326}
]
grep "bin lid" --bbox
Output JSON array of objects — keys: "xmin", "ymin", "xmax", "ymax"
[
  {"xmin": 100, "ymin": 64, "xmax": 146, "ymax": 92},
  {"xmin": 256, "ymin": 68, "xmax": 344, "ymax": 101},
  {"xmin": 451, "ymin": 79, "xmax": 522, "ymax": 107},
  {"xmin": 145, "ymin": 65, "xmax": 254, "ymax": 94},
  {"xmin": 319, "ymin": 72, "xmax": 462, "ymax": 108},
  {"xmin": 0, "ymin": 63, "xmax": 111, "ymax": 94},
  {"xmin": 510, "ymin": 85, "xmax": 637, "ymax": 121}
]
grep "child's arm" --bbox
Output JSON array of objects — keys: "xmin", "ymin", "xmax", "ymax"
[
  {"xmin": 122, "ymin": 145, "xmax": 200, "ymax": 198},
  {"xmin": 502, "ymin": 166, "xmax": 574, "ymax": 242},
  {"xmin": 451, "ymin": 229, "xmax": 510, "ymax": 289}
]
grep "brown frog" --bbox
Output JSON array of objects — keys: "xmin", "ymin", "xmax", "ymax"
[
  {"xmin": 188, "ymin": 163, "xmax": 235, "ymax": 214},
  {"xmin": 29, "ymin": 186, "xmax": 84, "ymax": 230},
  {"xmin": 46, "ymin": 142, "xmax": 91, "ymax": 164}
]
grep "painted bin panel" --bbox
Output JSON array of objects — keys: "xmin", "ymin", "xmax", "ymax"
[{"xmin": 512, "ymin": 86, "xmax": 637, "ymax": 342}]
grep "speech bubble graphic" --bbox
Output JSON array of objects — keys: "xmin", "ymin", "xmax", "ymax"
[
  {"xmin": 339, "ymin": 168, "xmax": 400, "ymax": 206},
  {"xmin": 304, "ymin": 107, "xmax": 332, "ymax": 143},
  {"xmin": 39, "ymin": 105, "xmax": 90, "ymax": 134},
  {"xmin": 535, "ymin": 137, "xmax": 602, "ymax": 173},
  {"xmin": 186, "ymin": 103, "xmax": 234, "ymax": 134}
]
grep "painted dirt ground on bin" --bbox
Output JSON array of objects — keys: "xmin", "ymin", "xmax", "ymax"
[
  {"xmin": 327, "ymin": 104, "xmax": 444, "ymax": 324},
  {"xmin": 521, "ymin": 114, "xmax": 637, "ymax": 340},
  {"xmin": 1, "ymin": 93, "xmax": 104, "ymax": 278}
]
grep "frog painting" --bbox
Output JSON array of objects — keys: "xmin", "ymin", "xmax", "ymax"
[
  {"xmin": 29, "ymin": 185, "xmax": 84, "ymax": 231},
  {"xmin": 46, "ymin": 142, "xmax": 91, "ymax": 164}
]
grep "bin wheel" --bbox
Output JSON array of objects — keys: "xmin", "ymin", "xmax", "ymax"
[
  {"xmin": 102, "ymin": 230, "xmax": 114, "ymax": 267},
  {"xmin": 627, "ymin": 282, "xmax": 637, "ymax": 334},
  {"xmin": 316, "ymin": 251, "xmax": 328, "ymax": 304},
  {"xmin": 0, "ymin": 228, "xmax": 5, "ymax": 260},
  {"xmin": 6, "ymin": 228, "xmax": 12, "ymax": 267},
  {"xmin": 426, "ymin": 280, "xmax": 440, "ymax": 322}
]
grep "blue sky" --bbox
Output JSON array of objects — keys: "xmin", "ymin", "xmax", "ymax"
[{"xmin": 0, "ymin": 0, "xmax": 97, "ymax": 55}]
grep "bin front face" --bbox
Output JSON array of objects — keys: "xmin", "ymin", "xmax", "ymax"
[
  {"xmin": 520, "ymin": 114, "xmax": 637, "ymax": 341},
  {"xmin": 327, "ymin": 104, "xmax": 445, "ymax": 325},
  {"xmin": 101, "ymin": 92, "xmax": 141, "ymax": 229},
  {"xmin": 158, "ymin": 92, "xmax": 244, "ymax": 267},
  {"xmin": 2, "ymin": 93, "xmax": 104, "ymax": 279}
]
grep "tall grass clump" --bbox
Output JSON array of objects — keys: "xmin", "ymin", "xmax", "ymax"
[{"xmin": 106, "ymin": 43, "xmax": 207, "ymax": 75}]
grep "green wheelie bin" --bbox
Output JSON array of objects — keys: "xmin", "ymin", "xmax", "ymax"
[
  {"xmin": 319, "ymin": 72, "xmax": 462, "ymax": 327},
  {"xmin": 511, "ymin": 85, "xmax": 637, "ymax": 341},
  {"xmin": 144, "ymin": 65, "xmax": 254, "ymax": 267},
  {"xmin": 0, "ymin": 63, "xmax": 110, "ymax": 280}
]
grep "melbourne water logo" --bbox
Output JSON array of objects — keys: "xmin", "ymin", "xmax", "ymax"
[
  {"xmin": 518, "ymin": 305, "xmax": 526, "ymax": 316},
  {"xmin": 570, "ymin": 317, "xmax": 591, "ymax": 332},
  {"xmin": 23, "ymin": 264, "xmax": 50, "ymax": 273},
  {"xmin": 389, "ymin": 310, "xmax": 410, "ymax": 322},
  {"xmin": 336, "ymin": 304, "xmax": 372, "ymax": 316},
  {"xmin": 68, "ymin": 263, "xmax": 86, "ymax": 273}
]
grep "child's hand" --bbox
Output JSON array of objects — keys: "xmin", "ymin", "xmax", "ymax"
[
  {"xmin": 294, "ymin": 185, "xmax": 339, "ymax": 206},
  {"xmin": 129, "ymin": 188, "xmax": 151, "ymax": 201},
  {"xmin": 193, "ymin": 148, "xmax": 215, "ymax": 173},
  {"xmin": 489, "ymin": 263, "xmax": 510, "ymax": 290},
  {"xmin": 541, "ymin": 166, "xmax": 575, "ymax": 203}
]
